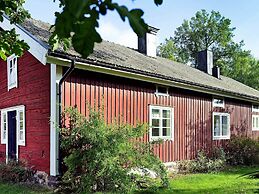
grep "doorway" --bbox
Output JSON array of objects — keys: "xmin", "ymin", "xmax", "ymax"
[{"xmin": 6, "ymin": 110, "xmax": 18, "ymax": 161}]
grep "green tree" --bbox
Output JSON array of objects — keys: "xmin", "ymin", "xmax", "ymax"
[
  {"xmin": 159, "ymin": 9, "xmax": 239, "ymax": 68},
  {"xmin": 0, "ymin": 0, "xmax": 163, "ymax": 60},
  {"xmin": 224, "ymin": 51, "xmax": 259, "ymax": 90},
  {"xmin": 158, "ymin": 9, "xmax": 259, "ymax": 90},
  {"xmin": 157, "ymin": 38, "xmax": 178, "ymax": 61}
]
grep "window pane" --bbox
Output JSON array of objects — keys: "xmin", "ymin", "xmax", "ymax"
[
  {"xmin": 19, "ymin": 111, "xmax": 24, "ymax": 121},
  {"xmin": 253, "ymin": 117, "xmax": 255, "ymax": 128},
  {"xmin": 163, "ymin": 110, "xmax": 170, "ymax": 118},
  {"xmin": 152, "ymin": 119, "xmax": 159, "ymax": 127},
  {"xmin": 214, "ymin": 98, "xmax": 223, "ymax": 104},
  {"xmin": 152, "ymin": 109, "xmax": 160, "ymax": 118},
  {"xmin": 222, "ymin": 116, "xmax": 228, "ymax": 136},
  {"xmin": 253, "ymin": 105, "xmax": 259, "ymax": 111},
  {"xmin": 152, "ymin": 128, "xmax": 159, "ymax": 136},
  {"xmin": 157, "ymin": 86, "xmax": 167, "ymax": 94},
  {"xmin": 162, "ymin": 119, "xmax": 170, "ymax": 127},
  {"xmin": 214, "ymin": 115, "xmax": 220, "ymax": 136},
  {"xmin": 20, "ymin": 131, "xmax": 24, "ymax": 140},
  {"xmin": 20, "ymin": 121, "xmax": 23, "ymax": 129},
  {"xmin": 3, "ymin": 131, "xmax": 6, "ymax": 140},
  {"xmin": 256, "ymin": 117, "xmax": 259, "ymax": 128},
  {"xmin": 3, "ymin": 113, "xmax": 6, "ymax": 123},
  {"xmin": 162, "ymin": 128, "xmax": 170, "ymax": 136}
]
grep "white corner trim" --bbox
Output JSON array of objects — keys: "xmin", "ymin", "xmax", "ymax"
[
  {"xmin": 1, "ymin": 16, "xmax": 48, "ymax": 65},
  {"xmin": 50, "ymin": 64, "xmax": 58, "ymax": 176}
]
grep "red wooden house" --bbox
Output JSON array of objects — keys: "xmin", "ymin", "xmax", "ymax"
[{"xmin": 0, "ymin": 16, "xmax": 258, "ymax": 178}]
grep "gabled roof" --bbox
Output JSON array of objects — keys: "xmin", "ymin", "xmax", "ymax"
[{"xmin": 18, "ymin": 18, "xmax": 259, "ymax": 103}]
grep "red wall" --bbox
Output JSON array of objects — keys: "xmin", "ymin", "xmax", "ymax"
[
  {"xmin": 62, "ymin": 69, "xmax": 259, "ymax": 162},
  {"xmin": 0, "ymin": 51, "xmax": 50, "ymax": 173}
]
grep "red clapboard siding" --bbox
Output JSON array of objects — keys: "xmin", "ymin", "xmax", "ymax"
[
  {"xmin": 62, "ymin": 69, "xmax": 259, "ymax": 162},
  {"xmin": 0, "ymin": 51, "xmax": 50, "ymax": 173}
]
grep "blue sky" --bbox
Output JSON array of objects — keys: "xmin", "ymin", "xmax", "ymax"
[{"xmin": 24, "ymin": 0, "xmax": 259, "ymax": 58}]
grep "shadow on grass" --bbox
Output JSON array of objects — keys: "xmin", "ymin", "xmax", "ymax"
[{"xmin": 136, "ymin": 187, "xmax": 259, "ymax": 194}]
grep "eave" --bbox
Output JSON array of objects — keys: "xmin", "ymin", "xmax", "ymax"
[{"xmin": 47, "ymin": 51, "xmax": 259, "ymax": 104}]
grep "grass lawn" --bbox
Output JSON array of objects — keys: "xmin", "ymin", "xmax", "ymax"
[
  {"xmin": 0, "ymin": 183, "xmax": 52, "ymax": 194},
  {"xmin": 155, "ymin": 166, "xmax": 259, "ymax": 194},
  {"xmin": 0, "ymin": 166, "xmax": 258, "ymax": 194}
]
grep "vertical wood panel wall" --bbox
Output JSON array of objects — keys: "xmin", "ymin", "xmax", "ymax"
[{"xmin": 62, "ymin": 69, "xmax": 258, "ymax": 162}]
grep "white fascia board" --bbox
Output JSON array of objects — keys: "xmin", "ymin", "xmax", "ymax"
[
  {"xmin": 47, "ymin": 55, "xmax": 259, "ymax": 104},
  {"xmin": 1, "ymin": 16, "xmax": 48, "ymax": 65}
]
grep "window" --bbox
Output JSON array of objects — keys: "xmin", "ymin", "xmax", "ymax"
[
  {"xmin": 7, "ymin": 54, "xmax": 18, "ymax": 90},
  {"xmin": 149, "ymin": 105, "xmax": 174, "ymax": 141},
  {"xmin": 17, "ymin": 108, "xmax": 25, "ymax": 146},
  {"xmin": 213, "ymin": 97, "xmax": 224, "ymax": 108},
  {"xmin": 0, "ymin": 106, "xmax": 25, "ymax": 146},
  {"xmin": 252, "ymin": 115, "xmax": 259, "ymax": 131},
  {"xmin": 212, "ymin": 112, "xmax": 230, "ymax": 140},
  {"xmin": 155, "ymin": 85, "xmax": 169, "ymax": 96},
  {"xmin": 252, "ymin": 104, "xmax": 259, "ymax": 113},
  {"xmin": 1, "ymin": 112, "xmax": 7, "ymax": 144}
]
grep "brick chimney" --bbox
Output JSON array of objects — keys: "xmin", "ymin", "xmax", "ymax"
[{"xmin": 138, "ymin": 26, "xmax": 159, "ymax": 58}]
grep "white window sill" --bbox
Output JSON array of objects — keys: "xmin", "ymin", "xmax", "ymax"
[
  {"xmin": 150, "ymin": 137, "xmax": 173, "ymax": 141},
  {"xmin": 213, "ymin": 136, "xmax": 230, "ymax": 140},
  {"xmin": 8, "ymin": 84, "xmax": 17, "ymax": 91},
  {"xmin": 213, "ymin": 105, "xmax": 225, "ymax": 108},
  {"xmin": 252, "ymin": 129, "xmax": 259, "ymax": 131},
  {"xmin": 155, "ymin": 92, "xmax": 169, "ymax": 97}
]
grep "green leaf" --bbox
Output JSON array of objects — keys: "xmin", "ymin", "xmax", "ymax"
[
  {"xmin": 113, "ymin": 4, "xmax": 128, "ymax": 21},
  {"xmin": 72, "ymin": 19, "xmax": 102, "ymax": 58},
  {"xmin": 154, "ymin": 0, "xmax": 163, "ymax": 6},
  {"xmin": 128, "ymin": 9, "xmax": 148, "ymax": 37},
  {"xmin": 0, "ymin": 49, "xmax": 7, "ymax": 61}
]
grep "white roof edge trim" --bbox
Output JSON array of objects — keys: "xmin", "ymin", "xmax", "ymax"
[
  {"xmin": 47, "ymin": 55, "xmax": 259, "ymax": 104},
  {"xmin": 1, "ymin": 15, "xmax": 48, "ymax": 65}
]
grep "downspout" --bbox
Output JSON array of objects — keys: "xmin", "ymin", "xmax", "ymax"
[{"xmin": 57, "ymin": 59, "xmax": 75, "ymax": 175}]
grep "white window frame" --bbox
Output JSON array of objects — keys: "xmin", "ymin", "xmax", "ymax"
[
  {"xmin": 252, "ymin": 104, "xmax": 259, "ymax": 113},
  {"xmin": 212, "ymin": 97, "xmax": 225, "ymax": 108},
  {"xmin": 0, "ymin": 105, "xmax": 26, "ymax": 146},
  {"xmin": 7, "ymin": 54, "xmax": 18, "ymax": 91},
  {"xmin": 149, "ymin": 105, "xmax": 174, "ymax": 141},
  {"xmin": 212, "ymin": 112, "xmax": 230, "ymax": 140},
  {"xmin": 1, "ymin": 112, "xmax": 7, "ymax": 144},
  {"xmin": 252, "ymin": 115, "xmax": 259, "ymax": 131},
  {"xmin": 155, "ymin": 85, "xmax": 169, "ymax": 96}
]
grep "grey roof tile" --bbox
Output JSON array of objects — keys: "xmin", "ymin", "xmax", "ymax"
[{"xmin": 22, "ymin": 18, "xmax": 259, "ymax": 101}]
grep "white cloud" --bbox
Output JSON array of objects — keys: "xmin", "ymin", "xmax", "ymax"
[{"xmin": 97, "ymin": 22, "xmax": 137, "ymax": 49}]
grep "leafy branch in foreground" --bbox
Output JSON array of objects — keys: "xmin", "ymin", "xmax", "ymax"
[
  {"xmin": 59, "ymin": 107, "xmax": 168, "ymax": 193},
  {"xmin": 0, "ymin": 0, "xmax": 30, "ymax": 60},
  {"xmin": 51, "ymin": 0, "xmax": 163, "ymax": 58}
]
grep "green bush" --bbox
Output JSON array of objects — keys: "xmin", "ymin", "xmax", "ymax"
[
  {"xmin": 178, "ymin": 148, "xmax": 226, "ymax": 173},
  {"xmin": 0, "ymin": 161, "xmax": 35, "ymax": 183},
  {"xmin": 59, "ymin": 107, "xmax": 168, "ymax": 193},
  {"xmin": 225, "ymin": 136, "xmax": 259, "ymax": 166}
]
